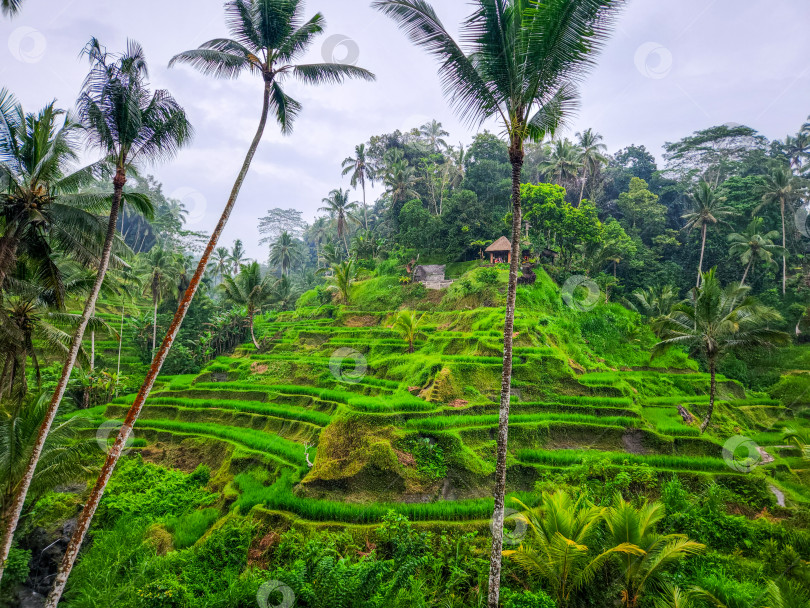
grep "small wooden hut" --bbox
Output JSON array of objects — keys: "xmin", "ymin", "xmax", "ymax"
[{"xmin": 485, "ymin": 236, "xmax": 512, "ymax": 264}]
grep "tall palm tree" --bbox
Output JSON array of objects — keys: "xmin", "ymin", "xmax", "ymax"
[
  {"xmin": 757, "ymin": 166, "xmax": 804, "ymax": 294},
  {"xmin": 221, "ymin": 261, "xmax": 275, "ymax": 349},
  {"xmin": 330, "ymin": 259, "xmax": 355, "ymax": 304},
  {"xmin": 681, "ymin": 181, "xmax": 733, "ymax": 288},
  {"xmin": 420, "ymin": 119, "xmax": 450, "ymax": 153},
  {"xmin": 727, "ymin": 218, "xmax": 784, "ymax": 287},
  {"xmin": 373, "ymin": 3, "xmax": 622, "ymax": 604},
  {"xmin": 229, "ymin": 238, "xmax": 248, "ymax": 274},
  {"xmin": 319, "ymin": 188, "xmax": 357, "ymax": 255},
  {"xmin": 211, "ymin": 246, "xmax": 232, "ymax": 283},
  {"xmin": 505, "ymin": 492, "xmax": 641, "ymax": 608},
  {"xmin": 138, "ymin": 247, "xmax": 181, "ymax": 355},
  {"xmin": 603, "ymin": 495, "xmax": 705, "ymax": 608},
  {"xmin": 268, "ymin": 230, "xmax": 303, "ymax": 275},
  {"xmin": 576, "ymin": 128, "xmax": 608, "ymax": 204},
  {"xmin": 342, "ymin": 143, "xmax": 373, "ymax": 229},
  {"xmin": 540, "ymin": 138, "xmax": 584, "ymax": 195},
  {"xmin": 0, "ymin": 91, "xmax": 111, "ymax": 304},
  {"xmin": 653, "ymin": 268, "xmax": 790, "ymax": 433},
  {"xmin": 392, "ymin": 309, "xmax": 422, "ymax": 353},
  {"xmin": 0, "ymin": 39, "xmax": 192, "ymax": 587},
  {"xmin": 381, "ymin": 155, "xmax": 419, "ymax": 218},
  {"xmin": 44, "ymin": 4, "xmax": 374, "ymax": 602}
]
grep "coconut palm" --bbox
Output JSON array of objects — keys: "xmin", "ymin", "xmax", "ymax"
[
  {"xmin": 211, "ymin": 247, "xmax": 232, "ymax": 282},
  {"xmin": 420, "ymin": 119, "xmax": 450, "ymax": 153},
  {"xmin": 682, "ymin": 181, "xmax": 733, "ymax": 287},
  {"xmin": 381, "ymin": 155, "xmax": 419, "ymax": 219},
  {"xmin": 576, "ymin": 128, "xmax": 608, "ymax": 203},
  {"xmin": 330, "ymin": 259, "xmax": 355, "ymax": 304},
  {"xmin": 392, "ymin": 309, "xmax": 422, "ymax": 353},
  {"xmin": 44, "ymin": 5, "xmax": 374, "ymax": 601},
  {"xmin": 629, "ymin": 285, "xmax": 677, "ymax": 322},
  {"xmin": 603, "ymin": 495, "xmax": 705, "ymax": 608},
  {"xmin": 229, "ymin": 239, "xmax": 248, "ymax": 274},
  {"xmin": 727, "ymin": 218, "xmax": 784, "ymax": 287},
  {"xmin": 0, "ymin": 39, "xmax": 192, "ymax": 587},
  {"xmin": 757, "ymin": 166, "xmax": 805, "ymax": 294},
  {"xmin": 268, "ymin": 230, "xmax": 303, "ymax": 276},
  {"xmin": 504, "ymin": 492, "xmax": 641, "ymax": 608},
  {"xmin": 319, "ymin": 188, "xmax": 357, "ymax": 255},
  {"xmin": 0, "ymin": 0, "xmax": 22, "ymax": 16},
  {"xmin": 221, "ymin": 261, "xmax": 275, "ymax": 349},
  {"xmin": 342, "ymin": 143, "xmax": 373, "ymax": 229},
  {"xmin": 540, "ymin": 138, "xmax": 584, "ymax": 195},
  {"xmin": 0, "ymin": 394, "xmax": 96, "ymax": 547},
  {"xmin": 0, "ymin": 91, "xmax": 113, "ymax": 305},
  {"xmin": 138, "ymin": 247, "xmax": 181, "ymax": 355},
  {"xmin": 373, "ymin": 2, "xmax": 622, "ymax": 604},
  {"xmin": 653, "ymin": 268, "xmax": 790, "ymax": 433}
]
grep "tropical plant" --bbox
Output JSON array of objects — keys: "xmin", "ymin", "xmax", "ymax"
[
  {"xmin": 392, "ymin": 309, "xmax": 422, "ymax": 353},
  {"xmin": 504, "ymin": 492, "xmax": 641, "ymax": 608},
  {"xmin": 138, "ymin": 247, "xmax": 181, "ymax": 355},
  {"xmin": 381, "ymin": 154, "xmax": 419, "ymax": 216},
  {"xmin": 319, "ymin": 188, "xmax": 357, "ymax": 255},
  {"xmin": 653, "ymin": 268, "xmax": 790, "ymax": 433},
  {"xmin": 727, "ymin": 217, "xmax": 784, "ymax": 287},
  {"xmin": 211, "ymin": 246, "xmax": 232, "ymax": 282},
  {"xmin": 576, "ymin": 128, "xmax": 608, "ymax": 203},
  {"xmin": 602, "ymin": 494, "xmax": 705, "ymax": 608},
  {"xmin": 541, "ymin": 138, "xmax": 584, "ymax": 195},
  {"xmin": 268, "ymin": 231, "xmax": 303, "ymax": 276},
  {"xmin": 342, "ymin": 143, "xmax": 373, "ymax": 229},
  {"xmin": 420, "ymin": 119, "xmax": 450, "ymax": 153},
  {"xmin": 373, "ymin": 2, "xmax": 623, "ymax": 605},
  {"xmin": 757, "ymin": 166, "xmax": 805, "ymax": 294},
  {"xmin": 0, "ymin": 0, "xmax": 22, "ymax": 17},
  {"xmin": 0, "ymin": 38, "xmax": 191, "ymax": 586},
  {"xmin": 229, "ymin": 239, "xmax": 248, "ymax": 274},
  {"xmin": 44, "ymin": 4, "xmax": 374, "ymax": 602},
  {"xmin": 682, "ymin": 181, "xmax": 733, "ymax": 287},
  {"xmin": 221, "ymin": 261, "xmax": 275, "ymax": 349},
  {"xmin": 629, "ymin": 285, "xmax": 677, "ymax": 321},
  {"xmin": 330, "ymin": 259, "xmax": 355, "ymax": 304}
]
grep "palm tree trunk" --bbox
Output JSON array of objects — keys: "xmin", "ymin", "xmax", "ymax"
[
  {"xmin": 362, "ymin": 176, "xmax": 368, "ymax": 231},
  {"xmin": 487, "ymin": 139, "xmax": 524, "ymax": 608},
  {"xmin": 117, "ymin": 300, "xmax": 124, "ymax": 379},
  {"xmin": 250, "ymin": 311, "xmax": 260, "ymax": 351},
  {"xmin": 700, "ymin": 358, "xmax": 716, "ymax": 433},
  {"xmin": 696, "ymin": 224, "xmax": 707, "ymax": 287},
  {"xmin": 151, "ymin": 294, "xmax": 158, "ymax": 355},
  {"xmin": 781, "ymin": 198, "xmax": 787, "ymax": 295},
  {"xmin": 578, "ymin": 167, "xmax": 587, "ymax": 205},
  {"xmin": 740, "ymin": 260, "xmax": 752, "ymax": 287},
  {"xmin": 44, "ymin": 80, "xmax": 274, "ymax": 608},
  {"xmin": 0, "ymin": 167, "xmax": 126, "ymax": 585}
]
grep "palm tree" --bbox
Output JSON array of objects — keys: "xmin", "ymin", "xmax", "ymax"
[
  {"xmin": 373, "ymin": 3, "xmax": 622, "ymax": 604},
  {"xmin": 757, "ymin": 166, "xmax": 805, "ymax": 294},
  {"xmin": 504, "ymin": 492, "xmax": 641, "ymax": 608},
  {"xmin": 540, "ymin": 139, "xmax": 584, "ymax": 195},
  {"xmin": 342, "ymin": 143, "xmax": 373, "ymax": 229},
  {"xmin": 727, "ymin": 218, "xmax": 784, "ymax": 287},
  {"xmin": 381, "ymin": 155, "xmax": 419, "ymax": 218},
  {"xmin": 138, "ymin": 247, "xmax": 181, "ymax": 355},
  {"xmin": 681, "ymin": 181, "xmax": 733, "ymax": 287},
  {"xmin": 319, "ymin": 188, "xmax": 357, "ymax": 255},
  {"xmin": 268, "ymin": 231, "xmax": 303, "ymax": 276},
  {"xmin": 221, "ymin": 261, "xmax": 275, "ymax": 349},
  {"xmin": 44, "ymin": 4, "xmax": 373, "ymax": 601},
  {"xmin": 653, "ymin": 268, "xmax": 790, "ymax": 433},
  {"xmin": 576, "ymin": 128, "xmax": 608, "ymax": 204},
  {"xmin": 420, "ymin": 119, "xmax": 450, "ymax": 153},
  {"xmin": 392, "ymin": 309, "xmax": 422, "ymax": 353},
  {"xmin": 211, "ymin": 247, "xmax": 232, "ymax": 282},
  {"xmin": 0, "ymin": 39, "xmax": 192, "ymax": 587},
  {"xmin": 0, "ymin": 395, "xmax": 95, "ymax": 546},
  {"xmin": 1, "ymin": 0, "xmax": 22, "ymax": 16},
  {"xmin": 330, "ymin": 259, "xmax": 355, "ymax": 304},
  {"xmin": 603, "ymin": 495, "xmax": 705, "ymax": 608},
  {"xmin": 229, "ymin": 239, "xmax": 248, "ymax": 274},
  {"xmin": 0, "ymin": 91, "xmax": 112, "ymax": 304},
  {"xmin": 629, "ymin": 285, "xmax": 677, "ymax": 321}
]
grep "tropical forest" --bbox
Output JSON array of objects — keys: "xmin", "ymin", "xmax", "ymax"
[{"xmin": 0, "ymin": 0, "xmax": 809, "ymax": 607}]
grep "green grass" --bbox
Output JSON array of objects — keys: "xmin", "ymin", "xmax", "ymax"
[
  {"xmin": 517, "ymin": 448, "xmax": 730, "ymax": 472},
  {"xmin": 165, "ymin": 508, "xmax": 220, "ymax": 549},
  {"xmin": 405, "ymin": 412, "xmax": 639, "ymax": 430}
]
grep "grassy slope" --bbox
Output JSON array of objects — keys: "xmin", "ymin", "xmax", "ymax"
[{"xmin": 78, "ymin": 265, "xmax": 810, "ymax": 532}]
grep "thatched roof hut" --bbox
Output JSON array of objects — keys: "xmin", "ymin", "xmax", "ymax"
[{"xmin": 485, "ymin": 236, "xmax": 512, "ymax": 263}]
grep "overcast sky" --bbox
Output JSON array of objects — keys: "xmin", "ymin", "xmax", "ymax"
[{"xmin": 2, "ymin": 0, "xmax": 808, "ymax": 259}]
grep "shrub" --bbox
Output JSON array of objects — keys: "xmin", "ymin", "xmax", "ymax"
[
  {"xmin": 502, "ymin": 589, "xmax": 557, "ymax": 608},
  {"xmin": 0, "ymin": 547, "xmax": 30, "ymax": 591}
]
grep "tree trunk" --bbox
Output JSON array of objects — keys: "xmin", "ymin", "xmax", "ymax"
[
  {"xmin": 740, "ymin": 260, "xmax": 752, "ymax": 288},
  {"xmin": 0, "ymin": 168, "xmax": 126, "ymax": 585},
  {"xmin": 151, "ymin": 294, "xmax": 158, "ymax": 356},
  {"xmin": 781, "ymin": 198, "xmax": 787, "ymax": 295},
  {"xmin": 487, "ymin": 139, "xmax": 524, "ymax": 608},
  {"xmin": 700, "ymin": 358, "xmax": 716, "ymax": 434},
  {"xmin": 578, "ymin": 168, "xmax": 587, "ymax": 206},
  {"xmin": 44, "ymin": 80, "xmax": 273, "ymax": 608},
  {"xmin": 117, "ymin": 301, "xmax": 124, "ymax": 379},
  {"xmin": 696, "ymin": 224, "xmax": 707, "ymax": 287},
  {"xmin": 0, "ymin": 229, "xmax": 22, "ymax": 294},
  {"xmin": 250, "ymin": 311, "xmax": 260, "ymax": 351},
  {"xmin": 362, "ymin": 176, "xmax": 368, "ymax": 231}
]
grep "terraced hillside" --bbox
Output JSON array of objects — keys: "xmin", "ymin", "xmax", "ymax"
[{"xmin": 80, "ymin": 268, "xmax": 810, "ymax": 532}]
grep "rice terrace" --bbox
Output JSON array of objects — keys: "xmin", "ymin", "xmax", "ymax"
[{"xmin": 0, "ymin": 0, "xmax": 809, "ymax": 607}]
